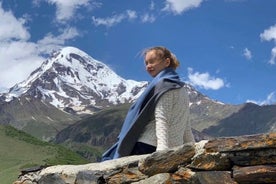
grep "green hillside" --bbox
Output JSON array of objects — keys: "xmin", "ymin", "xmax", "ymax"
[
  {"xmin": 54, "ymin": 104, "xmax": 130, "ymax": 161},
  {"xmin": 0, "ymin": 125, "xmax": 89, "ymax": 184},
  {"xmin": 0, "ymin": 97, "xmax": 81, "ymax": 141}
]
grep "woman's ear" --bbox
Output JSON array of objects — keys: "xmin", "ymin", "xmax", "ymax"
[{"xmin": 165, "ymin": 58, "xmax": 170, "ymax": 67}]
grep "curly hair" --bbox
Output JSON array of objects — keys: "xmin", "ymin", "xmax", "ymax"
[{"xmin": 143, "ymin": 46, "xmax": 180, "ymax": 70}]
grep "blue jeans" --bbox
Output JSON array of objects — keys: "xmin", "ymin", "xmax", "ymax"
[{"xmin": 130, "ymin": 142, "xmax": 156, "ymax": 155}]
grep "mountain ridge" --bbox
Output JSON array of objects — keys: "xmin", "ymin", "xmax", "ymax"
[
  {"xmin": 1, "ymin": 46, "xmax": 147, "ymax": 114},
  {"xmin": 0, "ymin": 46, "xmax": 150, "ymax": 139},
  {"xmin": 0, "ymin": 46, "xmax": 275, "ymax": 144}
]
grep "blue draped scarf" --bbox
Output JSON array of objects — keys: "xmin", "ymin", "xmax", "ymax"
[{"xmin": 102, "ymin": 67, "xmax": 184, "ymax": 161}]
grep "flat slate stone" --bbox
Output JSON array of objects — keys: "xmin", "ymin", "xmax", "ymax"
[{"xmin": 233, "ymin": 165, "xmax": 276, "ymax": 184}]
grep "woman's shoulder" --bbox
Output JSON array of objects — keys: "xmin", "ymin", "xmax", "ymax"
[{"xmin": 160, "ymin": 86, "xmax": 188, "ymax": 100}]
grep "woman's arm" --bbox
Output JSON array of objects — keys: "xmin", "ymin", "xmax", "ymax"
[
  {"xmin": 155, "ymin": 87, "xmax": 193, "ymax": 151},
  {"xmin": 155, "ymin": 89, "xmax": 175, "ymax": 151}
]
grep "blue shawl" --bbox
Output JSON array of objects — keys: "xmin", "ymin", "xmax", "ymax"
[{"xmin": 102, "ymin": 67, "xmax": 184, "ymax": 161}]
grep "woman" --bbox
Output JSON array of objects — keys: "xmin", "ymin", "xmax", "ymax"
[{"xmin": 102, "ymin": 46, "xmax": 194, "ymax": 161}]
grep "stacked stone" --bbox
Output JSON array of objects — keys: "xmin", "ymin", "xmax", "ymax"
[{"xmin": 14, "ymin": 133, "xmax": 276, "ymax": 184}]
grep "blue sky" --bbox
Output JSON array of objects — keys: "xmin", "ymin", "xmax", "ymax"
[{"xmin": 0, "ymin": 0, "xmax": 276, "ymax": 105}]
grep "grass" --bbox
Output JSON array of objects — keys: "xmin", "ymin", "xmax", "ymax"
[
  {"xmin": 0, "ymin": 125, "xmax": 89, "ymax": 184},
  {"xmin": 61, "ymin": 142, "xmax": 104, "ymax": 162}
]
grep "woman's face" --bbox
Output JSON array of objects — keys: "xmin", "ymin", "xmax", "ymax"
[{"xmin": 144, "ymin": 50, "xmax": 170, "ymax": 77}]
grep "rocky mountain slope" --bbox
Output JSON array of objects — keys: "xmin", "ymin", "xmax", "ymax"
[
  {"xmin": 0, "ymin": 96, "xmax": 80, "ymax": 140},
  {"xmin": 203, "ymin": 102, "xmax": 276, "ymax": 136},
  {"xmin": 1, "ymin": 46, "xmax": 147, "ymax": 113},
  {"xmin": 0, "ymin": 46, "xmax": 275, "ymax": 144},
  {"xmin": 0, "ymin": 47, "xmax": 147, "ymax": 140},
  {"xmin": 54, "ymin": 100, "xmax": 276, "ymax": 162},
  {"xmin": 1, "ymin": 46, "xmax": 274, "ymax": 183}
]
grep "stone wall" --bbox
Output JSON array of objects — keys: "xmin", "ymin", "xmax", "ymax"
[{"xmin": 14, "ymin": 133, "xmax": 276, "ymax": 184}]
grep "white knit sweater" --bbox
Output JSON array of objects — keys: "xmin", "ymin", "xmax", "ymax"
[{"xmin": 137, "ymin": 87, "xmax": 194, "ymax": 150}]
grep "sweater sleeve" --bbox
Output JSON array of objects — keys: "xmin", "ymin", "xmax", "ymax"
[
  {"xmin": 155, "ymin": 91, "xmax": 171, "ymax": 150},
  {"xmin": 155, "ymin": 87, "xmax": 193, "ymax": 151}
]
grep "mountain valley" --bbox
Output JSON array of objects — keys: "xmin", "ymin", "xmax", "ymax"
[{"xmin": 0, "ymin": 46, "xmax": 275, "ymax": 163}]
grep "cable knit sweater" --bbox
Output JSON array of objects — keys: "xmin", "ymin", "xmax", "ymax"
[{"xmin": 137, "ymin": 87, "xmax": 194, "ymax": 150}]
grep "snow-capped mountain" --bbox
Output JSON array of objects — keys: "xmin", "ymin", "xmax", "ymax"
[
  {"xmin": 0, "ymin": 46, "xmax": 222, "ymax": 140},
  {"xmin": 1, "ymin": 47, "xmax": 147, "ymax": 113},
  {"xmin": 1, "ymin": 46, "xmax": 275, "ymax": 142}
]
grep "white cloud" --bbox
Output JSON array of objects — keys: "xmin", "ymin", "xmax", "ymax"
[
  {"xmin": 141, "ymin": 13, "xmax": 156, "ymax": 23},
  {"xmin": 92, "ymin": 14, "xmax": 125, "ymax": 27},
  {"xmin": 260, "ymin": 24, "xmax": 276, "ymax": 65},
  {"xmin": 163, "ymin": 0, "xmax": 203, "ymax": 15},
  {"xmin": 46, "ymin": 0, "xmax": 91, "ymax": 23},
  {"xmin": 243, "ymin": 48, "xmax": 252, "ymax": 60},
  {"xmin": 126, "ymin": 10, "xmax": 137, "ymax": 20},
  {"xmin": 0, "ymin": 4, "xmax": 30, "ymax": 41},
  {"xmin": 0, "ymin": 27, "xmax": 80, "ymax": 89},
  {"xmin": 0, "ymin": 3, "xmax": 81, "ymax": 89},
  {"xmin": 0, "ymin": 86, "xmax": 7, "ymax": 93},
  {"xmin": 260, "ymin": 24, "xmax": 276, "ymax": 42},
  {"xmin": 0, "ymin": 4, "xmax": 41, "ymax": 88},
  {"xmin": 37, "ymin": 27, "xmax": 80, "ymax": 53},
  {"xmin": 150, "ymin": 1, "xmax": 155, "ymax": 10},
  {"xmin": 247, "ymin": 92, "xmax": 276, "ymax": 105},
  {"xmin": 92, "ymin": 10, "xmax": 137, "ymax": 27},
  {"xmin": 187, "ymin": 68, "xmax": 225, "ymax": 90},
  {"xmin": 92, "ymin": 0, "xmax": 204, "ymax": 27},
  {"xmin": 268, "ymin": 47, "xmax": 276, "ymax": 65},
  {"xmin": 0, "ymin": 41, "xmax": 44, "ymax": 88}
]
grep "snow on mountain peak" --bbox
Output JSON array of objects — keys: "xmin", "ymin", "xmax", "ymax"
[
  {"xmin": 1, "ymin": 46, "xmax": 221, "ymax": 114},
  {"xmin": 2, "ymin": 46, "xmax": 148, "ymax": 113}
]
